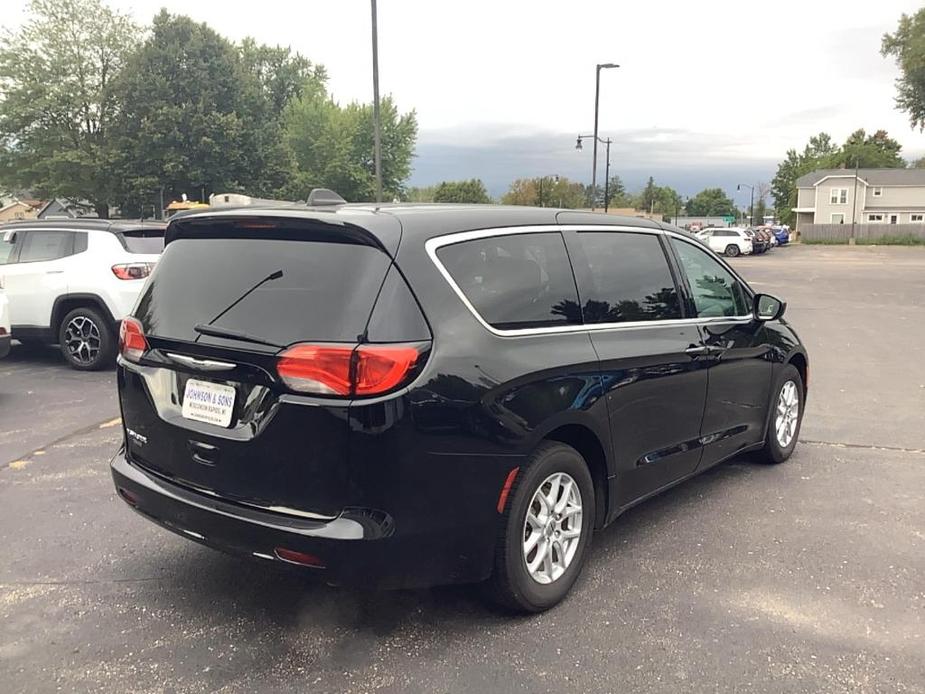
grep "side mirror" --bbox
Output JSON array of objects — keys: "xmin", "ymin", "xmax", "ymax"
[{"xmin": 754, "ymin": 293, "xmax": 786, "ymax": 321}]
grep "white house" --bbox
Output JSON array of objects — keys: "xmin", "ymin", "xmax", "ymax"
[{"xmin": 792, "ymin": 168, "xmax": 925, "ymax": 230}]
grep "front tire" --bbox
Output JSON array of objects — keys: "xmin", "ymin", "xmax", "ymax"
[
  {"xmin": 58, "ymin": 307, "xmax": 115, "ymax": 371},
  {"xmin": 489, "ymin": 442, "xmax": 595, "ymax": 613},
  {"xmin": 757, "ymin": 364, "xmax": 804, "ymax": 464},
  {"xmin": 725, "ymin": 244, "xmax": 741, "ymax": 257}
]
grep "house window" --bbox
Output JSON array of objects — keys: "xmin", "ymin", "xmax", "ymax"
[
  {"xmin": 911, "ymin": 214, "xmax": 923, "ymax": 223},
  {"xmin": 867, "ymin": 214, "xmax": 884, "ymax": 223},
  {"xmin": 831, "ymin": 213, "xmax": 845, "ymax": 224},
  {"xmin": 872, "ymin": 187, "xmax": 883, "ymax": 197},
  {"xmin": 830, "ymin": 188, "xmax": 848, "ymax": 204}
]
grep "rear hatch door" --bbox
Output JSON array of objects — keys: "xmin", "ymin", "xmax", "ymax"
[{"xmin": 118, "ymin": 215, "xmax": 399, "ymax": 518}]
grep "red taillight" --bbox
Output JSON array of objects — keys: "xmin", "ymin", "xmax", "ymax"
[
  {"xmin": 277, "ymin": 343, "xmax": 424, "ymax": 397},
  {"xmin": 111, "ymin": 263, "xmax": 154, "ymax": 280},
  {"xmin": 274, "ymin": 547, "xmax": 325, "ymax": 568},
  {"xmin": 119, "ymin": 318, "xmax": 149, "ymax": 362},
  {"xmin": 355, "ymin": 345, "xmax": 423, "ymax": 395},
  {"xmin": 277, "ymin": 344, "xmax": 354, "ymax": 395}
]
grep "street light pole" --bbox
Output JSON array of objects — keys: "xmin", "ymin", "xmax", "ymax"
[
  {"xmin": 577, "ymin": 134, "xmax": 613, "ymax": 212},
  {"xmin": 737, "ymin": 183, "xmax": 755, "ymax": 226},
  {"xmin": 591, "ymin": 63, "xmax": 619, "ymax": 211},
  {"xmin": 370, "ymin": 0, "xmax": 383, "ymax": 203}
]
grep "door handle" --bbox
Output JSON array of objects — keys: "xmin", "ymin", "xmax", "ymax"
[
  {"xmin": 685, "ymin": 344, "xmax": 726, "ymax": 358},
  {"xmin": 45, "ymin": 270, "xmax": 64, "ymax": 274}
]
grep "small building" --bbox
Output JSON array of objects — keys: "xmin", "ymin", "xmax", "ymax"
[
  {"xmin": 793, "ymin": 168, "xmax": 925, "ymax": 230},
  {"xmin": 36, "ymin": 198, "xmax": 98, "ymax": 219},
  {"xmin": 0, "ymin": 199, "xmax": 41, "ymax": 223},
  {"xmin": 670, "ymin": 215, "xmax": 735, "ymax": 228}
]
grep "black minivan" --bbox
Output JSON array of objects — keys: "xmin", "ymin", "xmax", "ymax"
[{"xmin": 112, "ymin": 203, "xmax": 808, "ymax": 612}]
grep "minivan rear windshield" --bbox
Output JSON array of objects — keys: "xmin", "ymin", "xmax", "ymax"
[
  {"xmin": 134, "ymin": 237, "xmax": 391, "ymax": 346},
  {"xmin": 119, "ymin": 230, "xmax": 166, "ymax": 254}
]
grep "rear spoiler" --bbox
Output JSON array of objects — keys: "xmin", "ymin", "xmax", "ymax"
[{"xmin": 165, "ymin": 213, "xmax": 387, "ymax": 251}]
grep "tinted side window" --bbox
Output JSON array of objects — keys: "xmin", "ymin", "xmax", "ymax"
[
  {"xmin": 18, "ymin": 231, "xmax": 75, "ymax": 262},
  {"xmin": 119, "ymin": 230, "xmax": 165, "ymax": 254},
  {"xmin": 436, "ymin": 232, "xmax": 581, "ymax": 330},
  {"xmin": 0, "ymin": 233, "xmax": 15, "ymax": 264},
  {"xmin": 573, "ymin": 232, "xmax": 681, "ymax": 323},
  {"xmin": 670, "ymin": 238, "xmax": 749, "ymax": 317}
]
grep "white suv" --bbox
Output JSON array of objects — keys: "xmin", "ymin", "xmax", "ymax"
[
  {"xmin": 0, "ymin": 220, "xmax": 165, "ymax": 369},
  {"xmin": 0, "ymin": 284, "xmax": 10, "ymax": 359},
  {"xmin": 697, "ymin": 227, "xmax": 753, "ymax": 257}
]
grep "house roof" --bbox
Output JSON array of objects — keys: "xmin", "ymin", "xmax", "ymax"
[{"xmin": 796, "ymin": 168, "xmax": 925, "ymax": 188}]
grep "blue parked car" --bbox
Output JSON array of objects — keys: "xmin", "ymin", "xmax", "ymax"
[{"xmin": 772, "ymin": 226, "xmax": 790, "ymax": 245}]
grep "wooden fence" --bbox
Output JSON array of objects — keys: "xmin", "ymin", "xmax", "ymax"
[{"xmin": 800, "ymin": 223, "xmax": 925, "ymax": 243}]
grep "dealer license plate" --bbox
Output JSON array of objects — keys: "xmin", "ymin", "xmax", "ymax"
[{"xmin": 181, "ymin": 378, "xmax": 236, "ymax": 427}]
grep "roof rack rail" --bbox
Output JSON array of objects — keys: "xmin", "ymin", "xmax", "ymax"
[{"xmin": 307, "ymin": 188, "xmax": 346, "ymax": 206}]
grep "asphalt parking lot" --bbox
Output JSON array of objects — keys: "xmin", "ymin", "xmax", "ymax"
[{"xmin": 1, "ymin": 244, "xmax": 923, "ymax": 693}]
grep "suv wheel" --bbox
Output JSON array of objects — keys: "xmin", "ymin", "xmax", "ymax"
[
  {"xmin": 725, "ymin": 244, "xmax": 741, "ymax": 257},
  {"xmin": 757, "ymin": 364, "xmax": 804, "ymax": 464},
  {"xmin": 58, "ymin": 307, "xmax": 115, "ymax": 371},
  {"xmin": 489, "ymin": 442, "xmax": 594, "ymax": 612}
]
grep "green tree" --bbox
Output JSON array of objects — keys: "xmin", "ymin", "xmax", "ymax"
[
  {"xmin": 655, "ymin": 186, "xmax": 683, "ymax": 219},
  {"xmin": 641, "ymin": 176, "xmax": 658, "ymax": 212},
  {"xmin": 685, "ymin": 187, "xmax": 736, "ymax": 216},
  {"xmin": 112, "ymin": 12, "xmax": 282, "ymax": 212},
  {"xmin": 882, "ymin": 10, "xmax": 925, "ymax": 130},
  {"xmin": 501, "ymin": 178, "xmax": 538, "ymax": 206},
  {"xmin": 912, "ymin": 156, "xmax": 925, "ymax": 168},
  {"xmin": 501, "ymin": 176, "xmax": 586, "ymax": 208},
  {"xmin": 432, "ymin": 179, "xmax": 491, "ymax": 203},
  {"xmin": 606, "ymin": 175, "xmax": 627, "ymax": 206},
  {"xmin": 771, "ymin": 132, "xmax": 838, "ymax": 226},
  {"xmin": 827, "ymin": 129, "xmax": 905, "ymax": 169},
  {"xmin": 283, "ymin": 89, "xmax": 417, "ymax": 202},
  {"xmin": 404, "ymin": 185, "xmax": 437, "ymax": 202},
  {"xmin": 0, "ymin": 0, "xmax": 140, "ymax": 217}
]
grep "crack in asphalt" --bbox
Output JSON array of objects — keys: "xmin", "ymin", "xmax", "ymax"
[
  {"xmin": 0, "ymin": 578, "xmax": 163, "ymax": 586},
  {"xmin": 0, "ymin": 417, "xmax": 121, "ymax": 470},
  {"xmin": 801, "ymin": 439, "xmax": 925, "ymax": 455}
]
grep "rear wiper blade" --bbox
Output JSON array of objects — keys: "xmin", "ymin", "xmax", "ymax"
[{"xmin": 192, "ymin": 324, "xmax": 283, "ymax": 349}]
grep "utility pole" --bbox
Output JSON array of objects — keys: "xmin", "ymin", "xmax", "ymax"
[
  {"xmin": 371, "ymin": 0, "xmax": 383, "ymax": 203},
  {"xmin": 850, "ymin": 157, "xmax": 860, "ymax": 245},
  {"xmin": 591, "ymin": 63, "xmax": 618, "ymax": 211}
]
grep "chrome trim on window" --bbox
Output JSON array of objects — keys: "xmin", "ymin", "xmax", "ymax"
[{"xmin": 425, "ymin": 225, "xmax": 756, "ymax": 338}]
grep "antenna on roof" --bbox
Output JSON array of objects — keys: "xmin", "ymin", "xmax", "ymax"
[{"xmin": 307, "ymin": 188, "xmax": 346, "ymax": 206}]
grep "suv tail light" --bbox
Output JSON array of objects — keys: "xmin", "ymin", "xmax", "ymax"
[
  {"xmin": 119, "ymin": 318, "xmax": 149, "ymax": 362},
  {"xmin": 112, "ymin": 263, "xmax": 155, "ymax": 280},
  {"xmin": 277, "ymin": 343, "xmax": 426, "ymax": 397}
]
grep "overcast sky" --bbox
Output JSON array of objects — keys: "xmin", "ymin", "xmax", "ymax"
[{"xmin": 9, "ymin": 0, "xmax": 925, "ymax": 198}]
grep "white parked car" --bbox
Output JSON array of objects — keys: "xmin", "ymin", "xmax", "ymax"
[
  {"xmin": 0, "ymin": 220, "xmax": 165, "ymax": 369},
  {"xmin": 697, "ymin": 227, "xmax": 753, "ymax": 257},
  {"xmin": 0, "ymin": 283, "xmax": 10, "ymax": 359}
]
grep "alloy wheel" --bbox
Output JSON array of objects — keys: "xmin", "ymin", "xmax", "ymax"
[
  {"xmin": 63, "ymin": 315, "xmax": 102, "ymax": 366},
  {"xmin": 775, "ymin": 380, "xmax": 800, "ymax": 448},
  {"xmin": 522, "ymin": 472, "xmax": 583, "ymax": 585}
]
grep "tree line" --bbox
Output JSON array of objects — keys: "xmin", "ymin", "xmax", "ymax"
[
  {"xmin": 0, "ymin": 0, "xmax": 417, "ymax": 217},
  {"xmin": 405, "ymin": 175, "xmax": 744, "ymax": 219}
]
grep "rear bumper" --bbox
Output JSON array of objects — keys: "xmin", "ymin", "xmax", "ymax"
[{"xmin": 110, "ymin": 451, "xmax": 496, "ymax": 589}]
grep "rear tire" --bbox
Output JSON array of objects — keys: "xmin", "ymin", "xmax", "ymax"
[
  {"xmin": 488, "ymin": 442, "xmax": 595, "ymax": 613},
  {"xmin": 757, "ymin": 364, "xmax": 804, "ymax": 464},
  {"xmin": 58, "ymin": 307, "xmax": 115, "ymax": 371},
  {"xmin": 725, "ymin": 244, "xmax": 740, "ymax": 257}
]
